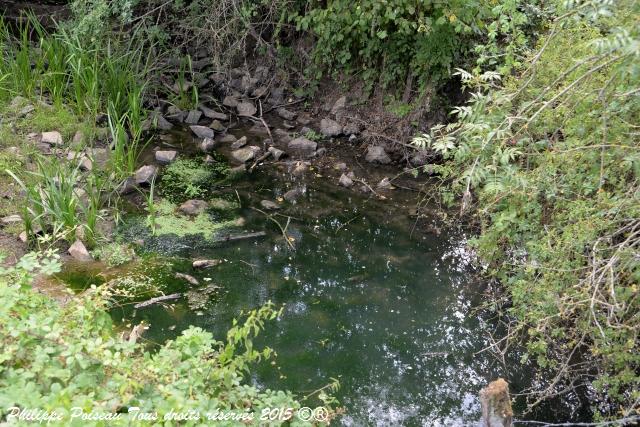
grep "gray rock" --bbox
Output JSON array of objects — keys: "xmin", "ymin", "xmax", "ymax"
[
  {"xmin": 268, "ymin": 146, "xmax": 285, "ymax": 161},
  {"xmin": 331, "ymin": 96, "xmax": 347, "ymax": 115},
  {"xmin": 223, "ymin": 96, "xmax": 239, "ymax": 108},
  {"xmin": 240, "ymin": 75, "xmax": 258, "ymax": 93},
  {"xmin": 274, "ymin": 128, "xmax": 292, "ymax": 145},
  {"xmin": 209, "ymin": 120, "xmax": 225, "ymax": 131},
  {"xmin": 315, "ymin": 147, "xmax": 327, "ymax": 156},
  {"xmin": 172, "ymin": 80, "xmax": 193, "ymax": 93},
  {"xmin": 254, "ymin": 65, "xmax": 269, "ymax": 82},
  {"xmin": 365, "ymin": 145, "xmax": 391, "ymax": 164},
  {"xmin": 10, "ymin": 95, "xmax": 28, "ymax": 109},
  {"xmin": 68, "ymin": 240, "xmax": 92, "ymax": 261},
  {"xmin": 282, "ymin": 121, "xmax": 296, "ymax": 130},
  {"xmin": 252, "ymin": 86, "xmax": 268, "ymax": 98},
  {"xmin": 292, "ymin": 161, "xmax": 309, "ymax": 176},
  {"xmin": 72, "ymin": 131, "xmax": 84, "ymax": 144},
  {"xmin": 343, "ymin": 122, "xmax": 362, "ymax": 135},
  {"xmin": 334, "ymin": 162, "xmax": 348, "ymax": 171},
  {"xmin": 166, "ymin": 105, "xmax": 185, "ymax": 122},
  {"xmin": 277, "ymin": 107, "xmax": 297, "ymax": 121},
  {"xmin": 199, "ymin": 138, "xmax": 217, "ymax": 152},
  {"xmin": 184, "ymin": 110, "xmax": 202, "ymax": 124},
  {"xmin": 236, "ymin": 101, "xmax": 257, "ymax": 117},
  {"xmin": 320, "ymin": 118, "xmax": 342, "ymax": 137},
  {"xmin": 79, "ymin": 157, "xmax": 93, "ymax": 171},
  {"xmin": 42, "ymin": 131, "xmax": 63, "ymax": 145},
  {"xmin": 155, "ymin": 150, "xmax": 177, "ymax": 164},
  {"xmin": 229, "ymin": 164, "xmax": 246, "ymax": 177},
  {"xmin": 134, "ymin": 165, "xmax": 157, "ymax": 185},
  {"xmin": 297, "ymin": 114, "xmax": 312, "ymax": 126},
  {"xmin": 200, "ymin": 105, "xmax": 228, "ymax": 121},
  {"xmin": 203, "ymin": 154, "xmax": 215, "ymax": 164},
  {"xmin": 283, "ymin": 187, "xmax": 305, "ymax": 203},
  {"xmin": 260, "ymin": 200, "xmax": 280, "ymax": 210},
  {"xmin": 118, "ymin": 177, "xmax": 137, "ymax": 195},
  {"xmin": 247, "ymin": 123, "xmax": 270, "ymax": 137},
  {"xmin": 190, "ymin": 125, "xmax": 215, "ymax": 139},
  {"xmin": 179, "ymin": 199, "xmax": 208, "ymax": 216},
  {"xmin": 209, "ymin": 72, "xmax": 225, "ymax": 85},
  {"xmin": 219, "ymin": 134, "xmax": 237, "ymax": 143},
  {"xmin": 232, "ymin": 145, "xmax": 261, "ymax": 163},
  {"xmin": 193, "ymin": 259, "xmax": 223, "ymax": 268},
  {"xmin": 288, "ymin": 137, "xmax": 317, "ymax": 157},
  {"xmin": 153, "ymin": 114, "xmax": 174, "ymax": 130},
  {"xmin": 339, "ymin": 173, "xmax": 353, "ymax": 188},
  {"xmin": 230, "ymin": 136, "xmax": 247, "ymax": 150},
  {"xmin": 87, "ymin": 148, "xmax": 109, "ymax": 168},
  {"xmin": 1, "ymin": 214, "xmax": 22, "ymax": 224},
  {"xmin": 18, "ymin": 104, "xmax": 35, "ymax": 117}
]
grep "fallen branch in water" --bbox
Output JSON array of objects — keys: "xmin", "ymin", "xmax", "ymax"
[
  {"xmin": 250, "ymin": 207, "xmax": 295, "ymax": 250},
  {"xmin": 134, "ymin": 293, "xmax": 181, "ymax": 309},
  {"xmin": 217, "ymin": 231, "xmax": 267, "ymax": 242}
]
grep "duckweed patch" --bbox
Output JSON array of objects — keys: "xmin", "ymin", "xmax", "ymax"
[
  {"xmin": 153, "ymin": 199, "xmax": 241, "ymax": 239},
  {"xmin": 160, "ymin": 157, "xmax": 229, "ymax": 203}
]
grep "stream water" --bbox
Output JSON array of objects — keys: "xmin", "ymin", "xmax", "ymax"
[{"xmin": 56, "ymin": 128, "xmax": 583, "ymax": 425}]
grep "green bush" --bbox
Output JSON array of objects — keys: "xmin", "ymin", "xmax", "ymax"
[
  {"xmin": 294, "ymin": 0, "xmax": 541, "ymax": 92},
  {"xmin": 414, "ymin": 0, "xmax": 640, "ymax": 417},
  {"xmin": 0, "ymin": 252, "xmax": 328, "ymax": 425}
]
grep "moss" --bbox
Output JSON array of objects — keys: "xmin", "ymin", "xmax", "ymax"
[
  {"xmin": 160, "ymin": 157, "xmax": 229, "ymax": 203},
  {"xmin": 152, "ymin": 199, "xmax": 241, "ymax": 239}
]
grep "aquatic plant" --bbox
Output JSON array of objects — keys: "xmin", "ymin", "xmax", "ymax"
[
  {"xmin": 152, "ymin": 199, "xmax": 241, "ymax": 239},
  {"xmin": 92, "ymin": 242, "xmax": 135, "ymax": 267},
  {"xmin": 160, "ymin": 158, "xmax": 229, "ymax": 203}
]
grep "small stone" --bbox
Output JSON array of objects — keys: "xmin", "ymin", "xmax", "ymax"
[
  {"xmin": 223, "ymin": 96, "xmax": 239, "ymax": 108},
  {"xmin": 175, "ymin": 272, "xmax": 199, "ymax": 286},
  {"xmin": 248, "ymin": 123, "xmax": 271, "ymax": 137},
  {"xmin": 230, "ymin": 136, "xmax": 247, "ymax": 150},
  {"xmin": 365, "ymin": 145, "xmax": 391, "ymax": 164},
  {"xmin": 1, "ymin": 214, "xmax": 22, "ymax": 224},
  {"xmin": 282, "ymin": 121, "xmax": 296, "ymax": 130},
  {"xmin": 334, "ymin": 162, "xmax": 348, "ymax": 171},
  {"xmin": 339, "ymin": 173, "xmax": 353, "ymax": 188},
  {"xmin": 232, "ymin": 146, "xmax": 261, "ymax": 163},
  {"xmin": 72, "ymin": 131, "xmax": 84, "ymax": 144},
  {"xmin": 10, "ymin": 95, "xmax": 28, "ymax": 108},
  {"xmin": 172, "ymin": 80, "xmax": 193, "ymax": 93},
  {"xmin": 118, "ymin": 178, "xmax": 137, "ymax": 195},
  {"xmin": 260, "ymin": 200, "xmax": 280, "ymax": 210},
  {"xmin": 283, "ymin": 187, "xmax": 305, "ymax": 203},
  {"xmin": 199, "ymin": 138, "xmax": 217, "ymax": 152},
  {"xmin": 274, "ymin": 128, "xmax": 292, "ymax": 145},
  {"xmin": 190, "ymin": 125, "xmax": 215, "ymax": 139},
  {"xmin": 288, "ymin": 137, "xmax": 317, "ymax": 158},
  {"xmin": 240, "ymin": 75, "xmax": 258, "ymax": 93},
  {"xmin": 166, "ymin": 106, "xmax": 185, "ymax": 123},
  {"xmin": 252, "ymin": 86, "xmax": 268, "ymax": 98},
  {"xmin": 18, "ymin": 231, "xmax": 28, "ymax": 243},
  {"xmin": 87, "ymin": 148, "xmax": 109, "ymax": 168},
  {"xmin": 315, "ymin": 147, "xmax": 327, "ymax": 156},
  {"xmin": 203, "ymin": 154, "xmax": 215, "ymax": 164},
  {"xmin": 68, "ymin": 240, "xmax": 92, "ymax": 262},
  {"xmin": 236, "ymin": 101, "xmax": 257, "ymax": 117},
  {"xmin": 192, "ymin": 259, "xmax": 223, "ymax": 269},
  {"xmin": 41, "ymin": 131, "xmax": 63, "ymax": 145},
  {"xmin": 209, "ymin": 120, "xmax": 225, "ymax": 131},
  {"xmin": 134, "ymin": 165, "xmax": 157, "ymax": 185},
  {"xmin": 377, "ymin": 177, "xmax": 393, "ymax": 190},
  {"xmin": 331, "ymin": 96, "xmax": 347, "ymax": 115},
  {"xmin": 79, "ymin": 157, "xmax": 93, "ymax": 171},
  {"xmin": 184, "ymin": 110, "xmax": 202, "ymax": 124},
  {"xmin": 155, "ymin": 150, "xmax": 177, "ymax": 164},
  {"xmin": 18, "ymin": 104, "xmax": 35, "ymax": 117},
  {"xmin": 219, "ymin": 134, "xmax": 237, "ymax": 143},
  {"xmin": 320, "ymin": 118, "xmax": 342, "ymax": 137},
  {"xmin": 277, "ymin": 107, "xmax": 297, "ymax": 121},
  {"xmin": 292, "ymin": 161, "xmax": 308, "ymax": 176},
  {"xmin": 297, "ymin": 114, "xmax": 312, "ymax": 126},
  {"xmin": 343, "ymin": 122, "xmax": 363, "ymax": 136},
  {"xmin": 154, "ymin": 114, "xmax": 174, "ymax": 130},
  {"xmin": 179, "ymin": 199, "xmax": 208, "ymax": 216},
  {"xmin": 268, "ymin": 146, "xmax": 285, "ymax": 161},
  {"xmin": 229, "ymin": 164, "xmax": 246, "ymax": 177},
  {"xmin": 200, "ymin": 105, "xmax": 228, "ymax": 121}
]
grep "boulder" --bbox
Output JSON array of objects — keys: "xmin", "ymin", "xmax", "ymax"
[
  {"xmin": 277, "ymin": 107, "xmax": 297, "ymax": 121},
  {"xmin": 68, "ymin": 240, "xmax": 92, "ymax": 262},
  {"xmin": 155, "ymin": 150, "xmax": 177, "ymax": 164},
  {"xmin": 260, "ymin": 200, "xmax": 280, "ymax": 210},
  {"xmin": 179, "ymin": 199, "xmax": 208, "ymax": 216},
  {"xmin": 209, "ymin": 120, "xmax": 225, "ymax": 131},
  {"xmin": 236, "ymin": 101, "xmax": 257, "ymax": 117},
  {"xmin": 320, "ymin": 118, "xmax": 342, "ymax": 137},
  {"xmin": 200, "ymin": 105, "xmax": 228, "ymax": 121},
  {"xmin": 365, "ymin": 145, "xmax": 391, "ymax": 164},
  {"xmin": 199, "ymin": 138, "xmax": 217, "ymax": 152},
  {"xmin": 184, "ymin": 110, "xmax": 202, "ymax": 124},
  {"xmin": 190, "ymin": 125, "xmax": 215, "ymax": 139},
  {"xmin": 232, "ymin": 145, "xmax": 261, "ymax": 163},
  {"xmin": 288, "ymin": 137, "xmax": 317, "ymax": 158},
  {"xmin": 338, "ymin": 173, "xmax": 354, "ymax": 188},
  {"xmin": 331, "ymin": 96, "xmax": 347, "ymax": 115},
  {"xmin": 268, "ymin": 146, "xmax": 285, "ymax": 161},
  {"xmin": 42, "ymin": 131, "xmax": 63, "ymax": 145},
  {"xmin": 230, "ymin": 136, "xmax": 247, "ymax": 150},
  {"xmin": 222, "ymin": 95, "xmax": 239, "ymax": 108},
  {"xmin": 134, "ymin": 165, "xmax": 157, "ymax": 185}
]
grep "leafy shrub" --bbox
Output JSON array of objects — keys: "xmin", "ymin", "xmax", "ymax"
[
  {"xmin": 414, "ymin": 0, "xmax": 640, "ymax": 418},
  {"xmin": 0, "ymin": 252, "xmax": 327, "ymax": 425}
]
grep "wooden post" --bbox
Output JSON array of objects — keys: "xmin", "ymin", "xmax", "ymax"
[{"xmin": 480, "ymin": 378, "xmax": 513, "ymax": 427}]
